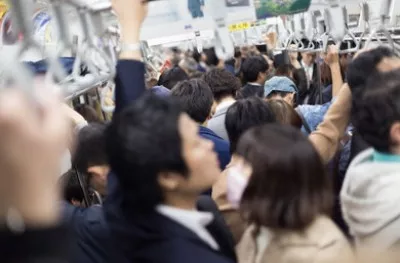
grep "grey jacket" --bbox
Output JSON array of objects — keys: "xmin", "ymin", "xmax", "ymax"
[
  {"xmin": 341, "ymin": 148, "xmax": 400, "ymax": 251},
  {"xmin": 207, "ymin": 102, "xmax": 235, "ymax": 141}
]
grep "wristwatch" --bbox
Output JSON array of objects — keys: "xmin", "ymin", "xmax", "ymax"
[{"xmin": 121, "ymin": 42, "xmax": 141, "ymax": 52}]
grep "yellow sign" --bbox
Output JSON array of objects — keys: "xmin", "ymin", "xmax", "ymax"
[
  {"xmin": 228, "ymin": 22, "xmax": 251, "ymax": 32},
  {"xmin": 0, "ymin": 0, "xmax": 9, "ymax": 20}
]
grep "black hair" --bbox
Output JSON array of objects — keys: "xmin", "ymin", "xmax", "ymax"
[
  {"xmin": 73, "ymin": 123, "xmax": 108, "ymax": 174},
  {"xmin": 203, "ymin": 48, "xmax": 219, "ymax": 66},
  {"xmin": 239, "ymin": 124, "xmax": 332, "ymax": 230},
  {"xmin": 347, "ymin": 47, "xmax": 394, "ymax": 93},
  {"xmin": 202, "ymin": 68, "xmax": 241, "ymax": 102},
  {"xmin": 352, "ymin": 69, "xmax": 400, "ymax": 153},
  {"xmin": 347, "ymin": 47, "xmax": 395, "ymax": 122},
  {"xmin": 157, "ymin": 66, "xmax": 189, "ymax": 90},
  {"xmin": 192, "ymin": 50, "xmax": 202, "ymax": 63},
  {"xmin": 60, "ymin": 170, "xmax": 85, "ymax": 203},
  {"xmin": 171, "ymin": 79, "xmax": 214, "ymax": 124},
  {"xmin": 225, "ymin": 97, "xmax": 276, "ymax": 153},
  {"xmin": 234, "ymin": 47, "xmax": 242, "ymax": 59},
  {"xmin": 106, "ymin": 94, "xmax": 188, "ymax": 213},
  {"xmin": 241, "ymin": 55, "xmax": 269, "ymax": 83}
]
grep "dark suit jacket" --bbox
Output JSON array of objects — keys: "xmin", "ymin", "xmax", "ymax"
[
  {"xmin": 1, "ymin": 225, "xmax": 71, "ymax": 263},
  {"xmin": 105, "ymin": 59, "xmax": 236, "ymax": 263},
  {"xmin": 104, "ymin": 202, "xmax": 236, "ymax": 263},
  {"xmin": 197, "ymin": 196, "xmax": 237, "ymax": 262}
]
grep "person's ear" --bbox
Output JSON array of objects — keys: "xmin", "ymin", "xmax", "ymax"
[
  {"xmin": 71, "ymin": 199, "xmax": 83, "ymax": 207},
  {"xmin": 390, "ymin": 122, "xmax": 400, "ymax": 148},
  {"xmin": 87, "ymin": 166, "xmax": 109, "ymax": 181},
  {"xmin": 158, "ymin": 172, "xmax": 181, "ymax": 191}
]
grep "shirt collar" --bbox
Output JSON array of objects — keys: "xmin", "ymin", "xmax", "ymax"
[
  {"xmin": 248, "ymin": 82, "xmax": 262, "ymax": 86},
  {"xmin": 156, "ymin": 205, "xmax": 219, "ymax": 250},
  {"xmin": 373, "ymin": 151, "xmax": 400, "ymax": 163}
]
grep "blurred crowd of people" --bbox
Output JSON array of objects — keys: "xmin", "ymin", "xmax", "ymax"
[{"xmin": 2, "ymin": 1, "xmax": 400, "ymax": 263}]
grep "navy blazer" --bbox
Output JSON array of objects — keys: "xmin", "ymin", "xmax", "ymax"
[
  {"xmin": 199, "ymin": 126, "xmax": 231, "ymax": 171},
  {"xmin": 63, "ymin": 60, "xmax": 146, "ymax": 263}
]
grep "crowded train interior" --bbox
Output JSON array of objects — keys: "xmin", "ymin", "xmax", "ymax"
[{"xmin": 2, "ymin": 0, "xmax": 400, "ymax": 262}]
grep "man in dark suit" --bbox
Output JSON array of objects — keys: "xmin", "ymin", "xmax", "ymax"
[
  {"xmin": 238, "ymin": 55, "xmax": 269, "ymax": 99},
  {"xmin": 105, "ymin": 91, "xmax": 235, "ymax": 263},
  {"xmin": 103, "ymin": 1, "xmax": 236, "ymax": 262}
]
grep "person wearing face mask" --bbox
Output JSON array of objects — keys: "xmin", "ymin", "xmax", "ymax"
[
  {"xmin": 212, "ymin": 97, "xmax": 276, "ymax": 243},
  {"xmin": 235, "ymin": 124, "xmax": 354, "ymax": 263}
]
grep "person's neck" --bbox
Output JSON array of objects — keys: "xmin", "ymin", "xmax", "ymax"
[
  {"xmin": 217, "ymin": 96, "xmax": 235, "ymax": 106},
  {"xmin": 163, "ymin": 193, "xmax": 198, "ymax": 210}
]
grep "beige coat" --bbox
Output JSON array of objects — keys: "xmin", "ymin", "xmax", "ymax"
[
  {"xmin": 236, "ymin": 216, "xmax": 354, "ymax": 263},
  {"xmin": 212, "ymin": 85, "xmax": 352, "ymax": 242}
]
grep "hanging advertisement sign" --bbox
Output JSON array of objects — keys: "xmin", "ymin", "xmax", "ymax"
[
  {"xmin": 141, "ymin": 0, "xmax": 256, "ymax": 41},
  {"xmin": 254, "ymin": 0, "xmax": 311, "ymax": 20}
]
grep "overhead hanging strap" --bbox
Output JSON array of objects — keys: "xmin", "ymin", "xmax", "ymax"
[{"xmin": 365, "ymin": 0, "xmax": 394, "ymax": 50}]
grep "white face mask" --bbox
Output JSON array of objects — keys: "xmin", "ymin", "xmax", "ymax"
[{"xmin": 226, "ymin": 166, "xmax": 249, "ymax": 209}]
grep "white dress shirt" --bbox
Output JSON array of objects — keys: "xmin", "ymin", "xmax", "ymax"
[
  {"xmin": 156, "ymin": 205, "xmax": 220, "ymax": 250},
  {"xmin": 301, "ymin": 60, "xmax": 314, "ymax": 84},
  {"xmin": 247, "ymin": 82, "xmax": 262, "ymax": 86}
]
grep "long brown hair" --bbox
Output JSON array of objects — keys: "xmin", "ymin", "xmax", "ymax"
[{"xmin": 238, "ymin": 124, "xmax": 332, "ymax": 230}]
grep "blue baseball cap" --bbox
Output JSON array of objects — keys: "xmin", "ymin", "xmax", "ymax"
[{"xmin": 264, "ymin": 76, "xmax": 297, "ymax": 97}]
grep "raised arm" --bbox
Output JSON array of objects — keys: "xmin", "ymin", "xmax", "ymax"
[
  {"xmin": 309, "ymin": 84, "xmax": 351, "ymax": 164},
  {"xmin": 325, "ymin": 45, "xmax": 343, "ymax": 98},
  {"xmin": 113, "ymin": 0, "xmax": 148, "ymax": 113}
]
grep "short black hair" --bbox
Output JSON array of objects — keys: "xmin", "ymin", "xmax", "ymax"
[
  {"xmin": 60, "ymin": 170, "xmax": 85, "ymax": 203},
  {"xmin": 225, "ymin": 97, "xmax": 276, "ymax": 153},
  {"xmin": 73, "ymin": 123, "xmax": 108, "ymax": 174},
  {"xmin": 171, "ymin": 79, "xmax": 214, "ymax": 123},
  {"xmin": 106, "ymin": 94, "xmax": 188, "ymax": 213},
  {"xmin": 352, "ymin": 69, "xmax": 400, "ymax": 153},
  {"xmin": 347, "ymin": 46, "xmax": 394, "ymax": 92},
  {"xmin": 239, "ymin": 124, "xmax": 332, "ymax": 230},
  {"xmin": 347, "ymin": 47, "xmax": 395, "ymax": 121},
  {"xmin": 241, "ymin": 55, "xmax": 269, "ymax": 83},
  {"xmin": 157, "ymin": 66, "xmax": 189, "ymax": 90},
  {"xmin": 203, "ymin": 48, "xmax": 219, "ymax": 66},
  {"xmin": 202, "ymin": 69, "xmax": 241, "ymax": 101}
]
